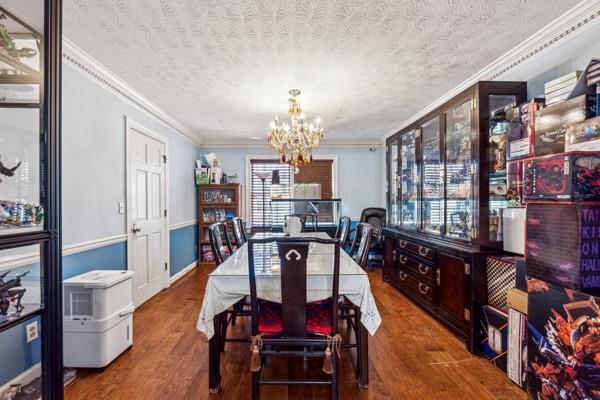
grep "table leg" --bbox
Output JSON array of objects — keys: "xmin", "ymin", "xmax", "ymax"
[
  {"xmin": 358, "ymin": 319, "xmax": 369, "ymax": 388},
  {"xmin": 209, "ymin": 312, "xmax": 222, "ymax": 393}
]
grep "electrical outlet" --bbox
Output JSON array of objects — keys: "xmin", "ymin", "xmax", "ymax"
[
  {"xmin": 118, "ymin": 202, "xmax": 125, "ymax": 214},
  {"xmin": 26, "ymin": 321, "xmax": 38, "ymax": 343}
]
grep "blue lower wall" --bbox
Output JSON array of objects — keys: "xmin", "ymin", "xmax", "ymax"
[
  {"xmin": 169, "ymin": 224, "xmax": 199, "ymax": 277},
  {"xmin": 0, "ymin": 224, "xmax": 197, "ymax": 386}
]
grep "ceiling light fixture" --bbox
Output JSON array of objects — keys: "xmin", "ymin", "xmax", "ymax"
[{"xmin": 267, "ymin": 89, "xmax": 324, "ymax": 169}]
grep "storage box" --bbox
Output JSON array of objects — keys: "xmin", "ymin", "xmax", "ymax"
[
  {"xmin": 506, "ymin": 99, "xmax": 544, "ymax": 161},
  {"xmin": 507, "ymin": 288, "xmax": 527, "ymax": 314},
  {"xmin": 514, "ymin": 258, "xmax": 527, "ymax": 291},
  {"xmin": 477, "ymin": 305, "xmax": 508, "ymax": 372},
  {"xmin": 534, "ymin": 94, "xmax": 597, "ymax": 156},
  {"xmin": 507, "ymin": 308, "xmax": 527, "ymax": 388},
  {"xmin": 522, "ymin": 152, "xmax": 600, "ymax": 202},
  {"xmin": 525, "ymin": 204, "xmax": 600, "ymax": 294},
  {"xmin": 63, "ymin": 270, "xmax": 135, "ymax": 368},
  {"xmin": 506, "ymin": 160, "xmax": 523, "ymax": 207},
  {"xmin": 527, "ymin": 279, "xmax": 600, "ymax": 398},
  {"xmin": 565, "ymin": 117, "xmax": 600, "ymax": 151},
  {"xmin": 502, "ymin": 208, "xmax": 525, "ymax": 255},
  {"xmin": 486, "ymin": 256, "xmax": 516, "ymax": 311}
]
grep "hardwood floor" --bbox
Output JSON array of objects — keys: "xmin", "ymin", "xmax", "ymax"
[{"xmin": 64, "ymin": 267, "xmax": 526, "ymax": 400}]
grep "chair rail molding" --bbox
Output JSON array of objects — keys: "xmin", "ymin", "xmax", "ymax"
[
  {"xmin": 62, "ymin": 37, "xmax": 202, "ymax": 147},
  {"xmin": 381, "ymin": 0, "xmax": 600, "ymax": 142},
  {"xmin": 0, "ymin": 234, "xmax": 128, "ymax": 271},
  {"xmin": 170, "ymin": 220, "xmax": 198, "ymax": 230}
]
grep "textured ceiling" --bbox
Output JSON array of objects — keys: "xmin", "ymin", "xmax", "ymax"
[{"xmin": 63, "ymin": 0, "xmax": 578, "ymax": 144}]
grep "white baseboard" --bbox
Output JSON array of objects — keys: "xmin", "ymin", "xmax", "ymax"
[
  {"xmin": 169, "ymin": 261, "xmax": 198, "ymax": 284},
  {"xmin": 0, "ymin": 363, "xmax": 41, "ymax": 395}
]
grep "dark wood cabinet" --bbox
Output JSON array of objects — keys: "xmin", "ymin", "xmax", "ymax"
[{"xmin": 383, "ymin": 81, "xmax": 527, "ymax": 350}]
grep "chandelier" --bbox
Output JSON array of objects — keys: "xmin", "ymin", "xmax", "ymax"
[{"xmin": 267, "ymin": 89, "xmax": 324, "ymax": 168}]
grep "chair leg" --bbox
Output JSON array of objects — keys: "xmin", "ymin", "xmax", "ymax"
[
  {"xmin": 252, "ymin": 370, "xmax": 260, "ymax": 400},
  {"xmin": 354, "ymin": 306, "xmax": 362, "ymax": 381},
  {"xmin": 331, "ymin": 355, "xmax": 339, "ymax": 400}
]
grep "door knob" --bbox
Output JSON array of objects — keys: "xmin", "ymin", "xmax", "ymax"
[{"xmin": 132, "ymin": 225, "xmax": 141, "ymax": 233}]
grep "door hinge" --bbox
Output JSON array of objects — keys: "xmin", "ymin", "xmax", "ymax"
[
  {"xmin": 164, "ymin": 262, "xmax": 168, "ymax": 271},
  {"xmin": 470, "ymin": 163, "xmax": 476, "ymax": 175},
  {"xmin": 164, "ymin": 209, "xmax": 167, "ymax": 217},
  {"xmin": 464, "ymin": 308, "xmax": 471, "ymax": 321},
  {"xmin": 464, "ymin": 263, "xmax": 471, "ymax": 275},
  {"xmin": 163, "ymin": 154, "xmax": 167, "ymax": 163},
  {"xmin": 471, "ymin": 98, "xmax": 477, "ymax": 110},
  {"xmin": 416, "ymin": 128, "xmax": 421, "ymax": 138}
]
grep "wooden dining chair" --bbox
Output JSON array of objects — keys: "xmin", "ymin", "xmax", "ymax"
[
  {"xmin": 334, "ymin": 216, "xmax": 351, "ymax": 251},
  {"xmin": 349, "ymin": 222, "xmax": 373, "ymax": 269},
  {"xmin": 247, "ymin": 236, "xmax": 341, "ymax": 400},
  {"xmin": 209, "ymin": 222, "xmax": 233, "ymax": 265},
  {"xmin": 209, "ymin": 221, "xmax": 249, "ymax": 349},
  {"xmin": 231, "ymin": 217, "xmax": 247, "ymax": 247}
]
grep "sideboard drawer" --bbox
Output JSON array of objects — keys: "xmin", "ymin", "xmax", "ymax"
[
  {"xmin": 397, "ymin": 238, "xmax": 435, "ymax": 261},
  {"xmin": 397, "ymin": 269, "xmax": 434, "ymax": 304},
  {"xmin": 397, "ymin": 252, "xmax": 435, "ymax": 283}
]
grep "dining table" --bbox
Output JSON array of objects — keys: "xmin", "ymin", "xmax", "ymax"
[{"xmin": 196, "ymin": 232, "xmax": 382, "ymax": 393}]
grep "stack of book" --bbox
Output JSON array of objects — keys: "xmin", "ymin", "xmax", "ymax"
[
  {"xmin": 544, "ymin": 70, "xmax": 582, "ymax": 105},
  {"xmin": 588, "ymin": 60, "xmax": 600, "ymax": 86}
]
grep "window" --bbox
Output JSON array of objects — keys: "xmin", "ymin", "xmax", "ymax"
[{"xmin": 248, "ymin": 158, "xmax": 335, "ymax": 229}]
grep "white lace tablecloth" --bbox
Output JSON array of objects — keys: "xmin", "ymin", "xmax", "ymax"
[{"xmin": 197, "ymin": 233, "xmax": 382, "ymax": 339}]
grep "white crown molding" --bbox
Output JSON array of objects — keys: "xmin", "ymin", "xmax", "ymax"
[
  {"xmin": 62, "ymin": 37, "xmax": 203, "ymax": 147},
  {"xmin": 169, "ymin": 220, "xmax": 198, "ymax": 230},
  {"xmin": 169, "ymin": 261, "xmax": 198, "ymax": 285},
  {"xmin": 381, "ymin": 0, "xmax": 600, "ymax": 141},
  {"xmin": 202, "ymin": 139, "xmax": 384, "ymax": 148},
  {"xmin": 0, "ymin": 234, "xmax": 127, "ymax": 271}
]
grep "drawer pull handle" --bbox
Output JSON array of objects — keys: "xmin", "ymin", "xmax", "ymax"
[
  {"xmin": 399, "ymin": 255, "xmax": 407, "ymax": 264},
  {"xmin": 399, "ymin": 240, "xmax": 407, "ymax": 248},
  {"xmin": 399, "ymin": 271, "xmax": 408, "ymax": 281},
  {"xmin": 418, "ymin": 246, "xmax": 429, "ymax": 257},
  {"xmin": 418, "ymin": 264, "xmax": 429, "ymax": 275},
  {"xmin": 418, "ymin": 283, "xmax": 430, "ymax": 295},
  {"xmin": 436, "ymin": 269, "xmax": 441, "ymax": 286}
]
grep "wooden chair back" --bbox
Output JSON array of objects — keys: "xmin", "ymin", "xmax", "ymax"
[
  {"xmin": 247, "ymin": 236, "xmax": 340, "ymax": 337},
  {"xmin": 231, "ymin": 217, "xmax": 247, "ymax": 247},
  {"xmin": 350, "ymin": 222, "xmax": 373, "ymax": 269},
  {"xmin": 335, "ymin": 216, "xmax": 351, "ymax": 249},
  {"xmin": 209, "ymin": 222, "xmax": 233, "ymax": 266}
]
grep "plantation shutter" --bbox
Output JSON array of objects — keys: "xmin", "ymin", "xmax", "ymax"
[{"xmin": 250, "ymin": 160, "xmax": 292, "ymax": 228}]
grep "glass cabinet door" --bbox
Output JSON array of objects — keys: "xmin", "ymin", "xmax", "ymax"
[
  {"xmin": 421, "ymin": 117, "xmax": 442, "ymax": 235},
  {"xmin": 401, "ymin": 130, "xmax": 418, "ymax": 229},
  {"xmin": 388, "ymin": 140, "xmax": 400, "ymax": 225},
  {"xmin": 445, "ymin": 100, "xmax": 473, "ymax": 240},
  {"xmin": 488, "ymin": 95, "xmax": 517, "ymax": 242},
  {"xmin": 0, "ymin": 7, "xmax": 44, "ymax": 236}
]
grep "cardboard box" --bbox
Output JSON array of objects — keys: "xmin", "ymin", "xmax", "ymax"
[
  {"xmin": 507, "ymin": 288, "xmax": 527, "ymax": 314},
  {"xmin": 522, "ymin": 152, "xmax": 600, "ymax": 202},
  {"xmin": 534, "ymin": 94, "xmax": 596, "ymax": 156},
  {"xmin": 526, "ymin": 203, "xmax": 600, "ymax": 295},
  {"xmin": 477, "ymin": 305, "xmax": 508, "ymax": 372},
  {"xmin": 565, "ymin": 117, "xmax": 600, "ymax": 151},
  {"xmin": 506, "ymin": 160, "xmax": 523, "ymax": 207},
  {"xmin": 507, "ymin": 308, "xmax": 527, "ymax": 388},
  {"xmin": 527, "ymin": 279, "xmax": 600, "ymax": 398},
  {"xmin": 506, "ymin": 99, "xmax": 543, "ymax": 161},
  {"xmin": 486, "ymin": 256, "xmax": 516, "ymax": 311}
]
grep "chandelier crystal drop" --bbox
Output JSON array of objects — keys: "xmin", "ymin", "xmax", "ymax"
[{"xmin": 267, "ymin": 89, "xmax": 324, "ymax": 168}]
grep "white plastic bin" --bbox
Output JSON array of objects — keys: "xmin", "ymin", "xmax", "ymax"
[{"xmin": 63, "ymin": 270, "xmax": 135, "ymax": 368}]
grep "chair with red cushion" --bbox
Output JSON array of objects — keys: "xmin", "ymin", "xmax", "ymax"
[{"xmin": 248, "ymin": 236, "xmax": 341, "ymax": 400}]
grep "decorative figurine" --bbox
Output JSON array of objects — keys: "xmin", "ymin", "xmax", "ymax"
[
  {"xmin": 0, "ymin": 14, "xmax": 37, "ymax": 59},
  {"xmin": 0, "ymin": 270, "xmax": 29, "ymax": 316},
  {"xmin": 0, "ymin": 156, "xmax": 21, "ymax": 183}
]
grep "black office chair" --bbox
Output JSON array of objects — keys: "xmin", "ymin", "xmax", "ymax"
[{"xmin": 357, "ymin": 208, "xmax": 386, "ymax": 270}]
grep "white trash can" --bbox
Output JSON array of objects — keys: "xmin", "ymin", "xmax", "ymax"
[{"xmin": 63, "ymin": 270, "xmax": 135, "ymax": 368}]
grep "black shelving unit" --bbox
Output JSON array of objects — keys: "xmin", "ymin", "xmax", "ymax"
[{"xmin": 0, "ymin": 1, "xmax": 62, "ymax": 398}]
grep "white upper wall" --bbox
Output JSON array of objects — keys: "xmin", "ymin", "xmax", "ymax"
[{"xmin": 62, "ymin": 62, "xmax": 200, "ymax": 246}]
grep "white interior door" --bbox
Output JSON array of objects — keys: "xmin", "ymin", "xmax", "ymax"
[{"xmin": 128, "ymin": 124, "xmax": 168, "ymax": 307}]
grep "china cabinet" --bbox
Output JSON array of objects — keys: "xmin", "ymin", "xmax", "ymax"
[
  {"xmin": 0, "ymin": 1, "xmax": 63, "ymax": 398},
  {"xmin": 383, "ymin": 81, "xmax": 527, "ymax": 349}
]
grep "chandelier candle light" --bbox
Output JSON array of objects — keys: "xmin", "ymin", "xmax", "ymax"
[{"xmin": 267, "ymin": 89, "xmax": 324, "ymax": 169}]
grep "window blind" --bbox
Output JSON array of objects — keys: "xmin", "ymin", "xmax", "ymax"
[{"xmin": 250, "ymin": 160, "xmax": 292, "ymax": 228}]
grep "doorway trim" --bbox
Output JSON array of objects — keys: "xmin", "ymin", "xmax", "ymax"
[{"xmin": 125, "ymin": 117, "xmax": 171, "ymax": 302}]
